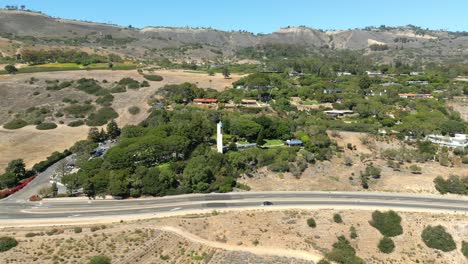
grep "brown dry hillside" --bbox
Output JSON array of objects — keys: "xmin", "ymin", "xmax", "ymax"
[{"xmin": 0, "ymin": 69, "xmax": 242, "ymax": 172}]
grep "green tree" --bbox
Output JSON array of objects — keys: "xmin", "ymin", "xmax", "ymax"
[
  {"xmin": 107, "ymin": 170, "xmax": 129, "ymax": 197},
  {"xmin": 106, "ymin": 119, "xmax": 121, "ymax": 139},
  {"xmin": 307, "ymin": 218, "xmax": 317, "ymax": 228},
  {"xmin": 4, "ymin": 64, "xmax": 18, "ymax": 74},
  {"xmin": 222, "ymin": 67, "xmax": 231, "ymax": 78},
  {"xmin": 88, "ymin": 127, "xmax": 102, "ymax": 143},
  {"xmin": 256, "ymin": 129, "xmax": 266, "ymax": 146},
  {"xmin": 333, "ymin": 213, "xmax": 343, "ymax": 223},
  {"xmin": 0, "ymin": 172, "xmax": 18, "ymax": 189},
  {"xmin": 369, "ymin": 210, "xmax": 403, "ymax": 237},
  {"xmin": 5, "ymin": 159, "xmax": 26, "ymax": 180},
  {"xmin": 462, "ymin": 241, "xmax": 468, "ymax": 258},
  {"xmin": 51, "ymin": 182, "xmax": 58, "ymax": 197}
]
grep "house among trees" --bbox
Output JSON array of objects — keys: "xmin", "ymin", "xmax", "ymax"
[
  {"xmin": 398, "ymin": 93, "xmax": 433, "ymax": 99},
  {"xmin": 407, "ymin": 80, "xmax": 429, "ymax": 85},
  {"xmin": 366, "ymin": 71, "xmax": 382, "ymax": 75},
  {"xmin": 426, "ymin": 134, "xmax": 468, "ymax": 148},
  {"xmin": 324, "ymin": 110, "xmax": 354, "ymax": 117},
  {"xmin": 337, "ymin": 71, "xmax": 352, "ymax": 76},
  {"xmin": 285, "ymin": 139, "xmax": 303, "ymax": 147},
  {"xmin": 410, "ymin": 71, "xmax": 425, "ymax": 76},
  {"xmin": 193, "ymin": 98, "xmax": 218, "ymax": 104},
  {"xmin": 241, "ymin": 99, "xmax": 258, "ymax": 105},
  {"xmin": 323, "ymin": 89, "xmax": 343, "ymax": 94}
]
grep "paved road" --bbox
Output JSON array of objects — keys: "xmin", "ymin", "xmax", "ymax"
[{"xmin": 1, "ymin": 192, "xmax": 467, "ymax": 223}]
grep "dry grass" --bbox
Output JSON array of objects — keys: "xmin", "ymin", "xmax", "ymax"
[{"xmin": 0, "ymin": 209, "xmax": 466, "ymax": 263}]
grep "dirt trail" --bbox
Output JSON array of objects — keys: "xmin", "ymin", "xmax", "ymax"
[{"xmin": 159, "ymin": 226, "xmax": 323, "ymax": 262}]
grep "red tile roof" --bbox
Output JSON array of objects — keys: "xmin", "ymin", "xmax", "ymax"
[{"xmin": 194, "ymin": 98, "xmax": 218, "ymax": 103}]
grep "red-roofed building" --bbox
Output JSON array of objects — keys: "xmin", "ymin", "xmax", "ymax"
[
  {"xmin": 194, "ymin": 98, "xmax": 218, "ymax": 104},
  {"xmin": 398, "ymin": 93, "xmax": 433, "ymax": 99}
]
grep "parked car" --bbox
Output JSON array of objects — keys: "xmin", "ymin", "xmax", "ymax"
[{"xmin": 262, "ymin": 201, "xmax": 274, "ymax": 206}]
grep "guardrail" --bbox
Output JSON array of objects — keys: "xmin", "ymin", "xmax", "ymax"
[{"xmin": 0, "ymin": 175, "xmax": 37, "ymax": 199}]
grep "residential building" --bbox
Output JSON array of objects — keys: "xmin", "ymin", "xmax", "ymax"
[
  {"xmin": 398, "ymin": 93, "xmax": 433, "ymax": 99},
  {"xmin": 323, "ymin": 89, "xmax": 343, "ymax": 94},
  {"xmin": 366, "ymin": 71, "xmax": 382, "ymax": 75},
  {"xmin": 426, "ymin": 134, "xmax": 468, "ymax": 148},
  {"xmin": 324, "ymin": 110, "xmax": 354, "ymax": 117},
  {"xmin": 407, "ymin": 80, "xmax": 429, "ymax": 85},
  {"xmin": 337, "ymin": 71, "xmax": 352, "ymax": 76},
  {"xmin": 194, "ymin": 98, "xmax": 218, "ymax": 104},
  {"xmin": 410, "ymin": 71, "xmax": 425, "ymax": 76},
  {"xmin": 286, "ymin": 139, "xmax": 303, "ymax": 147}
]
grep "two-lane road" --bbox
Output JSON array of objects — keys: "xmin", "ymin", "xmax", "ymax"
[{"xmin": 1, "ymin": 192, "xmax": 467, "ymax": 226}]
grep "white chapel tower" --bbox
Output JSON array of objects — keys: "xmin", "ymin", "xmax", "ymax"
[{"xmin": 217, "ymin": 121, "xmax": 223, "ymax": 153}]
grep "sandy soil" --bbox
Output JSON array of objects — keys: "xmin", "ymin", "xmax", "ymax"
[
  {"xmin": 0, "ymin": 125, "xmax": 89, "ymax": 172},
  {"xmin": 0, "ymin": 209, "xmax": 466, "ymax": 263},
  {"xmin": 239, "ymin": 131, "xmax": 468, "ymax": 194}
]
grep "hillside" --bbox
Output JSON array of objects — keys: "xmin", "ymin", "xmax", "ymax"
[{"xmin": 0, "ymin": 10, "xmax": 467, "ymax": 63}]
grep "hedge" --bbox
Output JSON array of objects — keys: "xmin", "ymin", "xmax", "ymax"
[
  {"xmin": 68, "ymin": 120, "xmax": 85, "ymax": 127},
  {"xmin": 32, "ymin": 150, "xmax": 71, "ymax": 173}
]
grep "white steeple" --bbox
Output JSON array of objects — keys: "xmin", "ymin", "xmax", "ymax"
[{"xmin": 217, "ymin": 121, "xmax": 223, "ymax": 153}]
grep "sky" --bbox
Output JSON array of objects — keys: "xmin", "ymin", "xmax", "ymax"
[{"xmin": 1, "ymin": 0, "xmax": 467, "ymax": 33}]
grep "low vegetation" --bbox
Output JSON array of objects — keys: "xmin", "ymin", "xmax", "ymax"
[
  {"xmin": 3, "ymin": 119, "xmax": 28, "ymax": 129},
  {"xmin": 89, "ymin": 255, "xmax": 111, "ymax": 264},
  {"xmin": 307, "ymin": 218, "xmax": 317, "ymax": 228},
  {"xmin": 462, "ymin": 241, "xmax": 468, "ymax": 258},
  {"xmin": 86, "ymin": 107, "xmax": 119, "ymax": 126},
  {"xmin": 434, "ymin": 175, "xmax": 468, "ymax": 195},
  {"xmin": 369, "ymin": 210, "xmax": 403, "ymax": 237},
  {"xmin": 36, "ymin": 122, "xmax": 58, "ymax": 130},
  {"xmin": 0, "ymin": 237, "xmax": 18, "ymax": 252},
  {"xmin": 325, "ymin": 235, "xmax": 364, "ymax": 264},
  {"xmin": 333, "ymin": 213, "xmax": 343, "ymax": 223},
  {"xmin": 378, "ymin": 237, "xmax": 395, "ymax": 253},
  {"xmin": 68, "ymin": 120, "xmax": 85, "ymax": 127},
  {"xmin": 128, "ymin": 106, "xmax": 141, "ymax": 115},
  {"xmin": 143, "ymin": 74, "xmax": 164, "ymax": 81},
  {"xmin": 421, "ymin": 225, "xmax": 456, "ymax": 252}
]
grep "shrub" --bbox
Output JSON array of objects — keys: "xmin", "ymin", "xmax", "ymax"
[
  {"xmin": 89, "ymin": 255, "xmax": 111, "ymax": 264},
  {"xmin": 64, "ymin": 104, "xmax": 95, "ymax": 116},
  {"xmin": 86, "ymin": 107, "xmax": 119, "ymax": 126},
  {"xmin": 326, "ymin": 235, "xmax": 364, "ymax": 264},
  {"xmin": 74, "ymin": 227, "xmax": 82, "ymax": 233},
  {"xmin": 128, "ymin": 106, "xmax": 140, "ymax": 115},
  {"xmin": 68, "ymin": 120, "xmax": 85, "ymax": 127},
  {"xmin": 3, "ymin": 119, "xmax": 28, "ymax": 129},
  {"xmin": 350, "ymin": 226, "xmax": 358, "ymax": 239},
  {"xmin": 333, "ymin": 213, "xmax": 343, "ymax": 223},
  {"xmin": 0, "ymin": 237, "xmax": 18, "ymax": 252},
  {"xmin": 307, "ymin": 218, "xmax": 317, "ymax": 228},
  {"xmin": 36, "ymin": 122, "xmax": 58, "ymax": 130},
  {"xmin": 409, "ymin": 164, "xmax": 422, "ymax": 174},
  {"xmin": 462, "ymin": 241, "xmax": 468, "ymax": 258},
  {"xmin": 378, "ymin": 237, "xmax": 395, "ymax": 253},
  {"xmin": 32, "ymin": 150, "xmax": 71, "ymax": 173},
  {"xmin": 25, "ymin": 232, "xmax": 37, "ymax": 238},
  {"xmin": 110, "ymin": 85, "xmax": 126, "ymax": 93},
  {"xmin": 76, "ymin": 78, "xmax": 107, "ymax": 95},
  {"xmin": 144, "ymin": 74, "xmax": 163, "ymax": 81},
  {"xmin": 96, "ymin": 94, "xmax": 114, "ymax": 106},
  {"xmin": 369, "ymin": 210, "xmax": 402, "ymax": 237},
  {"xmin": 434, "ymin": 175, "xmax": 467, "ymax": 195},
  {"xmin": 90, "ymin": 226, "xmax": 100, "ymax": 232},
  {"xmin": 421, "ymin": 225, "xmax": 456, "ymax": 252}
]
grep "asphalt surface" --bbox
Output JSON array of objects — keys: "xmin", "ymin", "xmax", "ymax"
[{"xmin": 1, "ymin": 191, "xmax": 467, "ymax": 222}]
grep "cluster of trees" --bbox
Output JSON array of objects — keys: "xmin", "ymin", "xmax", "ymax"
[
  {"xmin": 0, "ymin": 160, "xmax": 28, "ymax": 189},
  {"xmin": 19, "ymin": 49, "xmax": 122, "ymax": 65},
  {"xmin": 434, "ymin": 175, "xmax": 467, "ymax": 195}
]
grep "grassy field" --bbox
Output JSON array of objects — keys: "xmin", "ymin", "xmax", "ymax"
[
  {"xmin": 264, "ymin": 139, "xmax": 285, "ymax": 148},
  {"xmin": 0, "ymin": 63, "xmax": 137, "ymax": 75}
]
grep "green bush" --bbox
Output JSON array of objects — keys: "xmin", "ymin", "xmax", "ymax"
[
  {"xmin": 76, "ymin": 78, "xmax": 107, "ymax": 95},
  {"xmin": 307, "ymin": 218, "xmax": 317, "ymax": 228},
  {"xmin": 378, "ymin": 237, "xmax": 395, "ymax": 253},
  {"xmin": 128, "ymin": 106, "xmax": 141, "ymax": 115},
  {"xmin": 64, "ymin": 104, "xmax": 95, "ymax": 116},
  {"xmin": 74, "ymin": 227, "xmax": 83, "ymax": 233},
  {"xmin": 434, "ymin": 175, "xmax": 468, "ymax": 195},
  {"xmin": 369, "ymin": 210, "xmax": 403, "ymax": 237},
  {"xmin": 68, "ymin": 120, "xmax": 85, "ymax": 127},
  {"xmin": 0, "ymin": 237, "xmax": 18, "ymax": 252},
  {"xmin": 110, "ymin": 85, "xmax": 126, "ymax": 93},
  {"xmin": 3, "ymin": 119, "xmax": 28, "ymax": 129},
  {"xmin": 144, "ymin": 74, "xmax": 163, "ymax": 81},
  {"xmin": 462, "ymin": 241, "xmax": 468, "ymax": 258},
  {"xmin": 36, "ymin": 122, "xmax": 58, "ymax": 130},
  {"xmin": 421, "ymin": 225, "xmax": 456, "ymax": 252},
  {"xmin": 326, "ymin": 235, "xmax": 364, "ymax": 264},
  {"xmin": 32, "ymin": 150, "xmax": 71, "ymax": 173},
  {"xmin": 350, "ymin": 226, "xmax": 358, "ymax": 239},
  {"xmin": 89, "ymin": 255, "xmax": 111, "ymax": 264},
  {"xmin": 333, "ymin": 213, "xmax": 343, "ymax": 223},
  {"xmin": 96, "ymin": 94, "xmax": 114, "ymax": 106},
  {"xmin": 86, "ymin": 107, "xmax": 119, "ymax": 126}
]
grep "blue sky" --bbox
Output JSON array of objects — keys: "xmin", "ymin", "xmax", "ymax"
[{"xmin": 1, "ymin": 0, "xmax": 467, "ymax": 33}]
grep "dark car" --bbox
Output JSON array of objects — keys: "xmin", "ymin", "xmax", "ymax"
[{"xmin": 262, "ymin": 201, "xmax": 273, "ymax": 206}]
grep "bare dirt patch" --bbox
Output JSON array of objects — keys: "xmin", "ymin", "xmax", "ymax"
[{"xmin": 240, "ymin": 131, "xmax": 467, "ymax": 194}]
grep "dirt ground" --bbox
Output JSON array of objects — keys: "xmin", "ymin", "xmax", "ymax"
[
  {"xmin": 448, "ymin": 101, "xmax": 468, "ymax": 122},
  {"xmin": 0, "ymin": 125, "xmax": 89, "ymax": 172},
  {"xmin": 239, "ymin": 131, "xmax": 468, "ymax": 194},
  {"xmin": 0, "ymin": 209, "xmax": 466, "ymax": 263},
  {"xmin": 0, "ymin": 69, "xmax": 243, "ymax": 172}
]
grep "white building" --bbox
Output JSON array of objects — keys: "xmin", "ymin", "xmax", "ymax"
[{"xmin": 426, "ymin": 134, "xmax": 468, "ymax": 148}]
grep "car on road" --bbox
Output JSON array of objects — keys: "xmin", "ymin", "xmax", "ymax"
[{"xmin": 262, "ymin": 201, "xmax": 274, "ymax": 206}]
